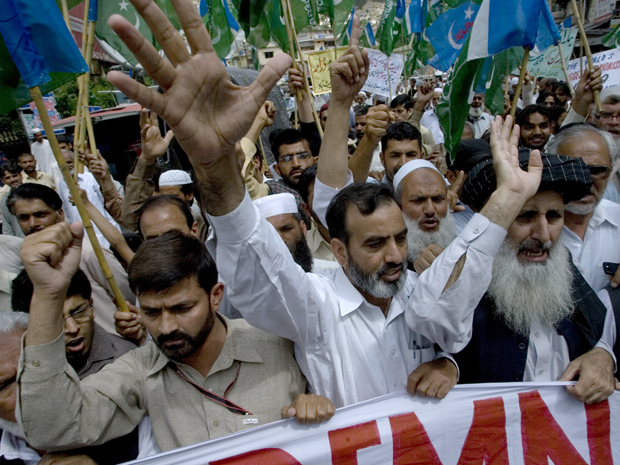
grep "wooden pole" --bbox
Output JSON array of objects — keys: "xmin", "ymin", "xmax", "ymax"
[
  {"xmin": 386, "ymin": 58, "xmax": 392, "ymax": 103},
  {"xmin": 504, "ymin": 60, "xmax": 510, "ymax": 97},
  {"xmin": 60, "ymin": 0, "xmax": 71, "ymax": 31},
  {"xmin": 30, "ymin": 86, "xmax": 129, "ymax": 313},
  {"xmin": 74, "ymin": 0, "xmax": 91, "ymax": 180},
  {"xmin": 510, "ymin": 47, "xmax": 530, "ymax": 118},
  {"xmin": 556, "ymin": 35, "xmax": 576, "ymax": 100},
  {"xmin": 286, "ymin": 0, "xmax": 323, "ymax": 138},
  {"xmin": 571, "ymin": 0, "xmax": 602, "ymax": 112},
  {"xmin": 82, "ymin": 20, "xmax": 98, "ymax": 156}
]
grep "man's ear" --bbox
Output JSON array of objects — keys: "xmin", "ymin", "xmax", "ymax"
[
  {"xmin": 331, "ymin": 238, "xmax": 348, "ymax": 267},
  {"xmin": 300, "ymin": 219, "xmax": 308, "ymax": 237},
  {"xmin": 445, "ymin": 170, "xmax": 456, "ymax": 185},
  {"xmin": 379, "ymin": 151, "xmax": 386, "ymax": 169},
  {"xmin": 209, "ymin": 282, "xmax": 225, "ymax": 312},
  {"xmin": 274, "ymin": 163, "xmax": 282, "ymax": 177},
  {"xmin": 190, "ymin": 221, "xmax": 199, "ymax": 237},
  {"xmin": 58, "ymin": 208, "xmax": 65, "ymax": 222}
]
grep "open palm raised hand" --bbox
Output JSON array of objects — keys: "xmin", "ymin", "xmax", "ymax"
[{"xmin": 107, "ymin": 0, "xmax": 292, "ymax": 169}]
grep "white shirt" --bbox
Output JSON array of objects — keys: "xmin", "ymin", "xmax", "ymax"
[
  {"xmin": 420, "ymin": 109, "xmax": 445, "ymax": 144},
  {"xmin": 469, "ymin": 112, "xmax": 492, "ymax": 139},
  {"xmin": 561, "ymin": 199, "xmax": 620, "ymax": 293},
  {"xmin": 30, "ymin": 139, "xmax": 56, "ymax": 177},
  {"xmin": 0, "ymin": 431, "xmax": 40, "ymax": 465},
  {"xmin": 57, "ymin": 171, "xmax": 121, "ymax": 249}
]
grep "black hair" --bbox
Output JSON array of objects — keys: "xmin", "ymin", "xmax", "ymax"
[
  {"xmin": 128, "ymin": 231, "xmax": 218, "ymax": 295},
  {"xmin": 536, "ymin": 91, "xmax": 560, "ymax": 106},
  {"xmin": 552, "ymin": 81, "xmax": 571, "ymax": 97},
  {"xmin": 381, "ymin": 122, "xmax": 422, "ymax": 153},
  {"xmin": 17, "ymin": 153, "xmax": 35, "ymax": 161},
  {"xmin": 7, "ymin": 183, "xmax": 62, "ymax": 215},
  {"xmin": 390, "ymin": 94, "xmax": 414, "ymax": 110},
  {"xmin": 0, "ymin": 163, "xmax": 22, "ymax": 178},
  {"xmin": 12, "ymin": 268, "xmax": 91, "ymax": 313},
  {"xmin": 297, "ymin": 165, "xmax": 317, "ymax": 204},
  {"xmin": 355, "ymin": 105, "xmax": 371, "ymax": 117},
  {"xmin": 270, "ymin": 129, "xmax": 309, "ymax": 162},
  {"xmin": 515, "ymin": 104, "xmax": 553, "ymax": 128},
  {"xmin": 137, "ymin": 195, "xmax": 195, "ymax": 238},
  {"xmin": 325, "ymin": 182, "xmax": 396, "ymax": 245}
]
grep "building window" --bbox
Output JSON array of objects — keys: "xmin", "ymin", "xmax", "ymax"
[
  {"xmin": 264, "ymin": 51, "xmax": 274, "ymax": 58},
  {"xmin": 325, "ymin": 40, "xmax": 334, "ymax": 47}
]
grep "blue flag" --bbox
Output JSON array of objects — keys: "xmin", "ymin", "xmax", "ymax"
[
  {"xmin": 365, "ymin": 22, "xmax": 376, "ymax": 46},
  {"xmin": 346, "ymin": 7, "xmax": 355, "ymax": 42},
  {"xmin": 467, "ymin": 0, "xmax": 559, "ymax": 60},
  {"xmin": 426, "ymin": 1, "xmax": 479, "ymax": 72},
  {"xmin": 406, "ymin": 0, "xmax": 425, "ymax": 34},
  {"xmin": 0, "ymin": 0, "xmax": 88, "ymax": 90}
]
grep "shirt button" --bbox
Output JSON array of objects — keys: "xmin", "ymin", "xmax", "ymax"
[
  {"xmin": 393, "ymin": 381, "xmax": 397, "ymax": 387},
  {"xmin": 538, "ymin": 369, "xmax": 544, "ymax": 375},
  {"xmin": 391, "ymin": 350, "xmax": 395, "ymax": 356},
  {"xmin": 534, "ymin": 332, "xmax": 540, "ymax": 338},
  {"xmin": 213, "ymin": 421, "xmax": 219, "ymax": 427},
  {"xmin": 32, "ymin": 360, "xmax": 40, "ymax": 367},
  {"xmin": 473, "ymin": 228, "xmax": 480, "ymax": 234},
  {"xmin": 518, "ymin": 343, "xmax": 526, "ymax": 350}
]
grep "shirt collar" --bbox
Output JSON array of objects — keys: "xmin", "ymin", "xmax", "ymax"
[
  {"xmin": 146, "ymin": 315, "xmax": 264, "ymax": 377},
  {"xmin": 335, "ymin": 267, "xmax": 366, "ymax": 317},
  {"xmin": 0, "ymin": 431, "xmax": 41, "ymax": 462},
  {"xmin": 589, "ymin": 200, "xmax": 619, "ymax": 229}
]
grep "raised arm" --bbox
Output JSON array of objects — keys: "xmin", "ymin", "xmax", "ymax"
[
  {"xmin": 316, "ymin": 16, "xmax": 369, "ymax": 190},
  {"xmin": 348, "ymin": 105, "xmax": 390, "ymax": 182},
  {"xmin": 107, "ymin": 0, "xmax": 291, "ymax": 216}
]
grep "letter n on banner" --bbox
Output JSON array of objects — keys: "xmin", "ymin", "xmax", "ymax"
[
  {"xmin": 210, "ymin": 448, "xmax": 302, "ymax": 464},
  {"xmin": 519, "ymin": 390, "xmax": 612, "ymax": 464},
  {"xmin": 457, "ymin": 397, "xmax": 509, "ymax": 465},
  {"xmin": 328, "ymin": 420, "xmax": 381, "ymax": 465},
  {"xmin": 389, "ymin": 412, "xmax": 442, "ymax": 465}
]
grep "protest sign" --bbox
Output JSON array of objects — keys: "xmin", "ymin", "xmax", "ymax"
[
  {"xmin": 527, "ymin": 28, "xmax": 578, "ymax": 79},
  {"xmin": 568, "ymin": 47, "xmax": 620, "ymax": 89},
  {"xmin": 306, "ymin": 47, "xmax": 348, "ymax": 95},
  {"xmin": 127, "ymin": 383, "xmax": 619, "ymax": 465},
  {"xmin": 362, "ymin": 49, "xmax": 404, "ymax": 99}
]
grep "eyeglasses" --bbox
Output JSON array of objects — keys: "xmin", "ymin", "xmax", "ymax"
[
  {"xmin": 279, "ymin": 152, "xmax": 312, "ymax": 163},
  {"xmin": 63, "ymin": 304, "xmax": 93, "ymax": 325},
  {"xmin": 595, "ymin": 112, "xmax": 620, "ymax": 121},
  {"xmin": 589, "ymin": 165, "xmax": 612, "ymax": 179}
]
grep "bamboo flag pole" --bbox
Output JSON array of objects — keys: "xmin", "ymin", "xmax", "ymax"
[
  {"xmin": 74, "ymin": 0, "xmax": 91, "ymax": 180},
  {"xmin": 279, "ymin": 0, "xmax": 302, "ymax": 131},
  {"xmin": 571, "ymin": 0, "xmax": 602, "ymax": 112},
  {"xmin": 510, "ymin": 47, "xmax": 530, "ymax": 118},
  {"xmin": 504, "ymin": 60, "xmax": 510, "ymax": 98},
  {"xmin": 556, "ymin": 36, "xmax": 576, "ymax": 100},
  {"xmin": 30, "ymin": 86, "xmax": 129, "ymax": 313},
  {"xmin": 60, "ymin": 0, "xmax": 71, "ymax": 30},
  {"xmin": 82, "ymin": 19, "xmax": 98, "ymax": 157},
  {"xmin": 285, "ymin": 0, "xmax": 323, "ymax": 138}
]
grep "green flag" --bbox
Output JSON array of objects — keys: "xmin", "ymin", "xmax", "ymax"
[
  {"xmin": 603, "ymin": 24, "xmax": 620, "ymax": 49},
  {"xmin": 377, "ymin": 0, "xmax": 406, "ymax": 56},
  {"xmin": 229, "ymin": 0, "xmax": 271, "ymax": 49},
  {"xmin": 268, "ymin": 0, "xmax": 290, "ymax": 54},
  {"xmin": 96, "ymin": 0, "xmax": 157, "ymax": 66},
  {"xmin": 483, "ymin": 47, "xmax": 523, "ymax": 115},
  {"xmin": 289, "ymin": 0, "xmax": 318, "ymax": 32},
  {"xmin": 318, "ymin": 0, "xmax": 353, "ymax": 37},
  {"xmin": 202, "ymin": 0, "xmax": 236, "ymax": 60},
  {"xmin": 436, "ymin": 35, "xmax": 485, "ymax": 157}
]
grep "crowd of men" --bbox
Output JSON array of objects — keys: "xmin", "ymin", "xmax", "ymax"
[{"xmin": 0, "ymin": 1, "xmax": 619, "ymax": 463}]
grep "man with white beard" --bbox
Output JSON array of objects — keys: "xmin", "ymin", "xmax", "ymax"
[
  {"xmin": 422, "ymin": 152, "xmax": 617, "ymax": 403},
  {"xmin": 546, "ymin": 124, "xmax": 620, "ymax": 292},
  {"xmin": 467, "ymin": 93, "xmax": 492, "ymax": 138},
  {"xmin": 392, "ymin": 160, "xmax": 456, "ymax": 269}
]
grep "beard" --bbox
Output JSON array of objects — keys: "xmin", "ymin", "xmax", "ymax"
[
  {"xmin": 156, "ymin": 310, "xmax": 215, "ymax": 360},
  {"xmin": 347, "ymin": 256, "xmax": 408, "ymax": 299},
  {"xmin": 290, "ymin": 233, "xmax": 314, "ymax": 273},
  {"xmin": 487, "ymin": 237, "xmax": 574, "ymax": 337},
  {"xmin": 0, "ymin": 417, "xmax": 26, "ymax": 439},
  {"xmin": 469, "ymin": 105, "xmax": 484, "ymax": 118},
  {"xmin": 404, "ymin": 212, "xmax": 457, "ymax": 263}
]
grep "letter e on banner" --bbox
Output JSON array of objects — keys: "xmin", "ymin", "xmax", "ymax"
[
  {"xmin": 585, "ymin": 401, "xmax": 613, "ymax": 464},
  {"xmin": 457, "ymin": 397, "xmax": 509, "ymax": 465},
  {"xmin": 519, "ymin": 391, "xmax": 588, "ymax": 464},
  {"xmin": 389, "ymin": 412, "xmax": 442, "ymax": 465},
  {"xmin": 210, "ymin": 448, "xmax": 302, "ymax": 464},
  {"xmin": 329, "ymin": 420, "xmax": 381, "ymax": 465}
]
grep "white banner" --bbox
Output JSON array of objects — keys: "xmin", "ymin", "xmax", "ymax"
[
  {"xmin": 126, "ymin": 383, "xmax": 620, "ymax": 465},
  {"xmin": 362, "ymin": 50, "xmax": 404, "ymax": 100},
  {"xmin": 527, "ymin": 28, "xmax": 578, "ymax": 80},
  {"xmin": 568, "ymin": 48, "xmax": 620, "ymax": 90}
]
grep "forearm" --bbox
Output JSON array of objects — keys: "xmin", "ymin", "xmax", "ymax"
[
  {"xmin": 317, "ymin": 98, "xmax": 353, "ymax": 189},
  {"xmin": 297, "ymin": 92, "xmax": 314, "ymax": 123},
  {"xmin": 85, "ymin": 202, "xmax": 134, "ymax": 263},
  {"xmin": 194, "ymin": 148, "xmax": 246, "ymax": 217},
  {"xmin": 100, "ymin": 177, "xmax": 124, "ymax": 224},
  {"xmin": 25, "ymin": 292, "xmax": 65, "ymax": 347},
  {"xmin": 122, "ymin": 157, "xmax": 156, "ymax": 231},
  {"xmin": 348, "ymin": 135, "xmax": 380, "ymax": 182},
  {"xmin": 244, "ymin": 118, "xmax": 267, "ymax": 146}
]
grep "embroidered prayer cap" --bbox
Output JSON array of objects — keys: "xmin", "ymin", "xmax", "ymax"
[
  {"xmin": 253, "ymin": 193, "xmax": 298, "ymax": 219},
  {"xmin": 393, "ymin": 160, "xmax": 443, "ymax": 192},
  {"xmin": 159, "ymin": 170, "xmax": 192, "ymax": 187},
  {"xmin": 447, "ymin": 139, "xmax": 492, "ymax": 173},
  {"xmin": 462, "ymin": 149, "xmax": 593, "ymax": 212}
]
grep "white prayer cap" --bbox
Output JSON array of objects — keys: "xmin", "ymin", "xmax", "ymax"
[
  {"xmin": 433, "ymin": 87, "xmax": 443, "ymax": 94},
  {"xmin": 509, "ymin": 77, "xmax": 519, "ymax": 86},
  {"xmin": 393, "ymin": 160, "xmax": 442, "ymax": 191},
  {"xmin": 254, "ymin": 193, "xmax": 297, "ymax": 219},
  {"xmin": 159, "ymin": 170, "xmax": 192, "ymax": 186},
  {"xmin": 32, "ymin": 128, "xmax": 43, "ymax": 135},
  {"xmin": 601, "ymin": 85, "xmax": 620, "ymax": 103}
]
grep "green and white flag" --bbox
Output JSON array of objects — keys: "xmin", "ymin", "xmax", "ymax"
[
  {"xmin": 317, "ymin": 0, "xmax": 354, "ymax": 37},
  {"xmin": 201, "ymin": 0, "xmax": 236, "ymax": 60},
  {"xmin": 268, "ymin": 0, "xmax": 290, "ymax": 54},
  {"xmin": 603, "ymin": 24, "xmax": 620, "ymax": 49},
  {"xmin": 484, "ymin": 47, "xmax": 523, "ymax": 115},
  {"xmin": 377, "ymin": 0, "xmax": 406, "ymax": 56},
  {"xmin": 436, "ymin": 35, "xmax": 485, "ymax": 157}
]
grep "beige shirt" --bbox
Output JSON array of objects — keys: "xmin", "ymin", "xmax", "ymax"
[
  {"xmin": 241, "ymin": 137, "xmax": 270, "ymax": 201},
  {"xmin": 21, "ymin": 171, "xmax": 56, "ymax": 191},
  {"xmin": 306, "ymin": 224, "xmax": 335, "ymax": 262},
  {"xmin": 18, "ymin": 316, "xmax": 306, "ymax": 453}
]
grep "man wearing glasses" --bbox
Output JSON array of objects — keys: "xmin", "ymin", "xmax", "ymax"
[{"xmin": 547, "ymin": 124, "xmax": 620, "ymax": 292}]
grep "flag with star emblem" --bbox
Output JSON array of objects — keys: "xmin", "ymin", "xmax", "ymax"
[
  {"xmin": 0, "ymin": 0, "xmax": 88, "ymax": 113},
  {"xmin": 200, "ymin": 0, "xmax": 237, "ymax": 60},
  {"xmin": 96, "ymin": 0, "xmax": 157, "ymax": 67},
  {"xmin": 377, "ymin": 0, "xmax": 406, "ymax": 56},
  {"xmin": 426, "ymin": 1, "xmax": 479, "ymax": 72}
]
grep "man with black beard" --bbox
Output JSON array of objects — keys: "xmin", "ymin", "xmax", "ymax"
[
  {"xmin": 392, "ymin": 160, "xmax": 457, "ymax": 271},
  {"xmin": 253, "ymin": 193, "xmax": 338, "ymax": 273},
  {"xmin": 16, "ymin": 228, "xmax": 334, "ymax": 453},
  {"xmin": 423, "ymin": 151, "xmax": 617, "ymax": 404},
  {"xmin": 467, "ymin": 93, "xmax": 492, "ymax": 138}
]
